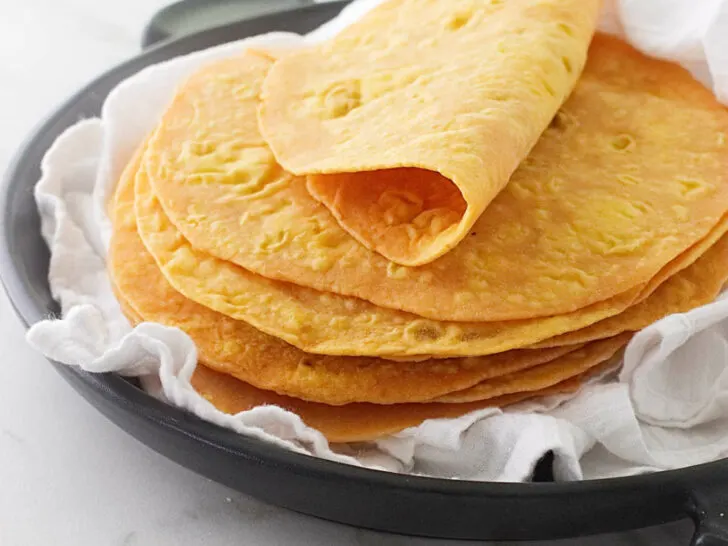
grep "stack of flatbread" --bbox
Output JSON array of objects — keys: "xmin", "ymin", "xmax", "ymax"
[{"xmin": 107, "ymin": 0, "xmax": 728, "ymax": 443}]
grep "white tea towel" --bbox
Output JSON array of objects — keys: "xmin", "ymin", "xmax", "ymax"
[{"xmin": 26, "ymin": 0, "xmax": 728, "ymax": 482}]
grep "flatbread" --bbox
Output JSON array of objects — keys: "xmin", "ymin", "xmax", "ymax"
[
  {"xmin": 435, "ymin": 335, "xmax": 629, "ymax": 403},
  {"xmin": 531, "ymin": 234, "xmax": 728, "ymax": 348},
  {"xmin": 145, "ymin": 34, "xmax": 728, "ymax": 323},
  {"xmin": 118, "ymin": 281, "xmax": 613, "ymax": 440},
  {"xmin": 190, "ymin": 363, "xmax": 608, "ymax": 443},
  {"xmin": 135, "ymin": 163, "xmax": 728, "ymax": 358},
  {"xmin": 259, "ymin": 0, "xmax": 600, "ymax": 266},
  {"xmin": 113, "ymin": 280, "xmax": 595, "ymax": 442},
  {"xmin": 111, "ymin": 153, "xmax": 590, "ymax": 404},
  {"xmin": 110, "ymin": 213, "xmax": 622, "ymax": 440}
]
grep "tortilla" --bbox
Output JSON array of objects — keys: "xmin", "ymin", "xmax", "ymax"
[
  {"xmin": 190, "ymin": 363, "xmax": 610, "ymax": 443},
  {"xmin": 117, "ymin": 256, "xmax": 618, "ymax": 409},
  {"xmin": 111, "ymin": 154, "xmax": 592, "ymax": 404},
  {"xmin": 145, "ymin": 34, "xmax": 728, "ymax": 323},
  {"xmin": 112, "ymin": 187, "xmax": 623, "ymax": 439},
  {"xmin": 118, "ymin": 282, "xmax": 614, "ymax": 440},
  {"xmin": 434, "ymin": 335, "xmax": 628, "ymax": 403},
  {"xmin": 531, "ymin": 234, "xmax": 728, "ymax": 348},
  {"xmin": 112, "ymin": 264, "xmax": 601, "ymax": 442},
  {"xmin": 257, "ymin": 0, "xmax": 599, "ymax": 266},
  {"xmin": 136, "ymin": 161, "xmax": 728, "ymax": 358}
]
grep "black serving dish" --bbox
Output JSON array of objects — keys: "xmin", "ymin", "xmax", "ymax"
[{"xmin": 3, "ymin": 3, "xmax": 728, "ymax": 543}]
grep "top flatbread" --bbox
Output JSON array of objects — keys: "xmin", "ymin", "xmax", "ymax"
[
  {"xmin": 145, "ymin": 34, "xmax": 728, "ymax": 322},
  {"xmin": 259, "ymin": 0, "xmax": 601, "ymax": 266}
]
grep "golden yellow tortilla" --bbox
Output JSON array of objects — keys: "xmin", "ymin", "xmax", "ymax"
[
  {"xmin": 112, "ymin": 219, "xmax": 615, "ymax": 442},
  {"xmin": 145, "ymin": 35, "xmax": 728, "ymax": 324},
  {"xmin": 258, "ymin": 0, "xmax": 600, "ymax": 266},
  {"xmin": 434, "ymin": 337, "xmax": 628, "ymax": 403},
  {"xmin": 136, "ymin": 148, "xmax": 728, "ymax": 359},
  {"xmin": 136, "ymin": 165, "xmax": 646, "ymax": 357},
  {"xmin": 112, "ymin": 154, "xmax": 595, "ymax": 404},
  {"xmin": 531, "ymin": 234, "xmax": 728, "ymax": 348},
  {"xmin": 119, "ymin": 286, "xmax": 586, "ymax": 442},
  {"xmin": 190, "ymin": 364, "xmax": 600, "ymax": 443}
]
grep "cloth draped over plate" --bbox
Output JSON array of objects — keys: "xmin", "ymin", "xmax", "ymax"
[{"xmin": 26, "ymin": 0, "xmax": 728, "ymax": 482}]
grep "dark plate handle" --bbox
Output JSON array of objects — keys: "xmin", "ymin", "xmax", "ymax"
[
  {"xmin": 688, "ymin": 488, "xmax": 728, "ymax": 545},
  {"xmin": 141, "ymin": 0, "xmax": 317, "ymax": 49}
]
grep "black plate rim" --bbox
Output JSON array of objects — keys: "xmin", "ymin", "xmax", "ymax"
[{"xmin": 0, "ymin": 0, "xmax": 726, "ymax": 504}]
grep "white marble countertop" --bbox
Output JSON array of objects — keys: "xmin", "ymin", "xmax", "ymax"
[{"xmin": 0, "ymin": 1, "xmax": 699, "ymax": 544}]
